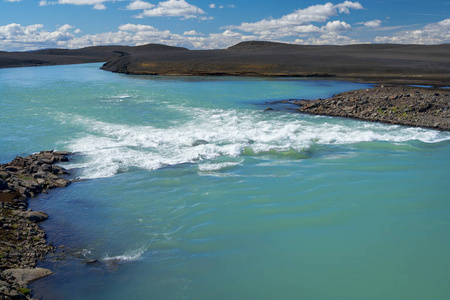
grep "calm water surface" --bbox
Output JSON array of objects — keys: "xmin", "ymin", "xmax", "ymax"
[{"xmin": 1, "ymin": 64, "xmax": 449, "ymax": 299}]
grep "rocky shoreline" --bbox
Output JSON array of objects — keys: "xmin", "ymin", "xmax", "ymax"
[
  {"xmin": 272, "ymin": 85, "xmax": 450, "ymax": 131},
  {"xmin": 0, "ymin": 151, "xmax": 71, "ymax": 300}
]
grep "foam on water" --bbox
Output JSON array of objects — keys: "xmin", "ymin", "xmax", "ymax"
[
  {"xmin": 60, "ymin": 108, "xmax": 449, "ymax": 179},
  {"xmin": 102, "ymin": 248, "xmax": 146, "ymax": 264},
  {"xmin": 198, "ymin": 159, "xmax": 245, "ymax": 172}
]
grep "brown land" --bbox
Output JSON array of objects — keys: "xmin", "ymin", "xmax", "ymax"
[
  {"xmin": 99, "ymin": 41, "xmax": 450, "ymax": 86},
  {"xmin": 1, "ymin": 41, "xmax": 449, "ymax": 86},
  {"xmin": 0, "ymin": 44, "xmax": 185, "ymax": 69}
]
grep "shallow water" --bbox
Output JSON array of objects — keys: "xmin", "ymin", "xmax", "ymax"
[{"xmin": 1, "ymin": 64, "xmax": 449, "ymax": 299}]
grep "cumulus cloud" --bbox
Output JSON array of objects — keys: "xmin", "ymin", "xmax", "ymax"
[
  {"xmin": 5, "ymin": 16, "xmax": 447, "ymax": 52},
  {"xmin": 0, "ymin": 23, "xmax": 76, "ymax": 51},
  {"xmin": 323, "ymin": 20, "xmax": 351, "ymax": 32},
  {"xmin": 57, "ymin": 0, "xmax": 107, "ymax": 4},
  {"xmin": 93, "ymin": 3, "xmax": 106, "ymax": 9},
  {"xmin": 125, "ymin": 0, "xmax": 155, "ymax": 10},
  {"xmin": 375, "ymin": 18, "xmax": 450, "ymax": 44},
  {"xmin": 0, "ymin": 22, "xmax": 255, "ymax": 51},
  {"xmin": 335, "ymin": 1, "xmax": 362, "ymax": 14},
  {"xmin": 357, "ymin": 19, "xmax": 382, "ymax": 28},
  {"xmin": 136, "ymin": 0, "xmax": 206, "ymax": 19},
  {"xmin": 227, "ymin": 1, "xmax": 362, "ymax": 39},
  {"xmin": 38, "ymin": 0, "xmax": 122, "ymax": 9},
  {"xmin": 209, "ymin": 3, "xmax": 234, "ymax": 9},
  {"xmin": 296, "ymin": 32, "xmax": 359, "ymax": 45},
  {"xmin": 183, "ymin": 30, "xmax": 203, "ymax": 36}
]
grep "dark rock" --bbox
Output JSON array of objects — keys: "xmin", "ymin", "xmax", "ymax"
[
  {"xmin": 0, "ymin": 179, "xmax": 8, "ymax": 190},
  {"xmin": 38, "ymin": 164, "xmax": 52, "ymax": 173},
  {"xmin": 2, "ymin": 268, "xmax": 53, "ymax": 285},
  {"xmin": 12, "ymin": 210, "xmax": 48, "ymax": 222},
  {"xmin": 295, "ymin": 86, "xmax": 450, "ymax": 131},
  {"xmin": 0, "ymin": 150, "xmax": 72, "ymax": 299},
  {"xmin": 192, "ymin": 140, "xmax": 209, "ymax": 146},
  {"xmin": 85, "ymin": 259, "xmax": 99, "ymax": 264},
  {"xmin": 51, "ymin": 178, "xmax": 70, "ymax": 188}
]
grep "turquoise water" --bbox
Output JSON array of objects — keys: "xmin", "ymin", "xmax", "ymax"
[{"xmin": 1, "ymin": 64, "xmax": 449, "ymax": 299}]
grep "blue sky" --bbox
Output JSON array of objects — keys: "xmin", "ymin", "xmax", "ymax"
[{"xmin": 1, "ymin": 0, "xmax": 449, "ymax": 51}]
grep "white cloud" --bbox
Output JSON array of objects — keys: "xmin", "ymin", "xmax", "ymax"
[
  {"xmin": 4, "ymin": 18, "xmax": 447, "ymax": 52},
  {"xmin": 125, "ymin": 0, "xmax": 155, "ymax": 10},
  {"xmin": 296, "ymin": 32, "xmax": 359, "ymax": 45},
  {"xmin": 209, "ymin": 3, "xmax": 215, "ymax": 9},
  {"xmin": 375, "ymin": 18, "xmax": 450, "ymax": 44},
  {"xmin": 4, "ymin": 0, "xmax": 22, "ymax": 2},
  {"xmin": 357, "ymin": 19, "xmax": 382, "ymax": 28},
  {"xmin": 227, "ymin": 1, "xmax": 362, "ymax": 39},
  {"xmin": 335, "ymin": 1, "xmax": 362, "ymax": 14},
  {"xmin": 183, "ymin": 30, "xmax": 203, "ymax": 36},
  {"xmin": 136, "ymin": 0, "xmax": 206, "ymax": 19},
  {"xmin": 93, "ymin": 3, "xmax": 106, "ymax": 9},
  {"xmin": 58, "ymin": 0, "xmax": 107, "ymax": 4},
  {"xmin": 0, "ymin": 23, "xmax": 76, "ymax": 51},
  {"xmin": 0, "ymin": 22, "xmax": 254, "ymax": 51},
  {"xmin": 323, "ymin": 20, "xmax": 351, "ymax": 32},
  {"xmin": 38, "ymin": 0, "xmax": 120, "ymax": 9}
]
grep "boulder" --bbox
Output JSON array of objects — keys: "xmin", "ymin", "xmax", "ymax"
[
  {"xmin": 0, "ymin": 178, "xmax": 8, "ymax": 190},
  {"xmin": 192, "ymin": 139, "xmax": 209, "ymax": 146},
  {"xmin": 2, "ymin": 268, "xmax": 53, "ymax": 285},
  {"xmin": 38, "ymin": 164, "xmax": 52, "ymax": 173},
  {"xmin": 53, "ymin": 178, "xmax": 71, "ymax": 188},
  {"xmin": 12, "ymin": 210, "xmax": 48, "ymax": 222}
]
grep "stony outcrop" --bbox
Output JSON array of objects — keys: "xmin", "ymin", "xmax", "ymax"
[
  {"xmin": 275, "ymin": 85, "xmax": 450, "ymax": 131},
  {"xmin": 0, "ymin": 150, "xmax": 71, "ymax": 300}
]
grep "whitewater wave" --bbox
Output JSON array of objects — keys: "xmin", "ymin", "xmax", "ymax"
[
  {"xmin": 102, "ymin": 248, "xmax": 146, "ymax": 264},
  {"xmin": 198, "ymin": 159, "xmax": 245, "ymax": 172},
  {"xmin": 59, "ymin": 108, "xmax": 449, "ymax": 179}
]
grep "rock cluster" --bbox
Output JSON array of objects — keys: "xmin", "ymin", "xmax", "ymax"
[
  {"xmin": 0, "ymin": 150, "xmax": 71, "ymax": 300},
  {"xmin": 287, "ymin": 86, "xmax": 450, "ymax": 131}
]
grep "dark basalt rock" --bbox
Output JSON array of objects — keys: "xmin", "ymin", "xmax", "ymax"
[
  {"xmin": 0, "ymin": 150, "xmax": 72, "ymax": 299},
  {"xmin": 192, "ymin": 139, "xmax": 209, "ymax": 146},
  {"xmin": 277, "ymin": 85, "xmax": 449, "ymax": 131}
]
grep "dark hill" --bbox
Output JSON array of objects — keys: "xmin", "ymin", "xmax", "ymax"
[
  {"xmin": 100, "ymin": 41, "xmax": 450, "ymax": 86},
  {"xmin": 0, "ymin": 44, "xmax": 186, "ymax": 69},
  {"xmin": 1, "ymin": 41, "xmax": 449, "ymax": 86}
]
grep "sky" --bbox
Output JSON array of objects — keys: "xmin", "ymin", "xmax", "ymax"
[{"xmin": 1, "ymin": 0, "xmax": 449, "ymax": 51}]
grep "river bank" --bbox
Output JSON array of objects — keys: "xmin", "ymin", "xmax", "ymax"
[
  {"xmin": 0, "ymin": 151, "xmax": 71, "ymax": 300},
  {"xmin": 270, "ymin": 85, "xmax": 450, "ymax": 131}
]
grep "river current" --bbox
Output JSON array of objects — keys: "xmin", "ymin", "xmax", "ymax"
[{"xmin": 1, "ymin": 63, "xmax": 449, "ymax": 299}]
